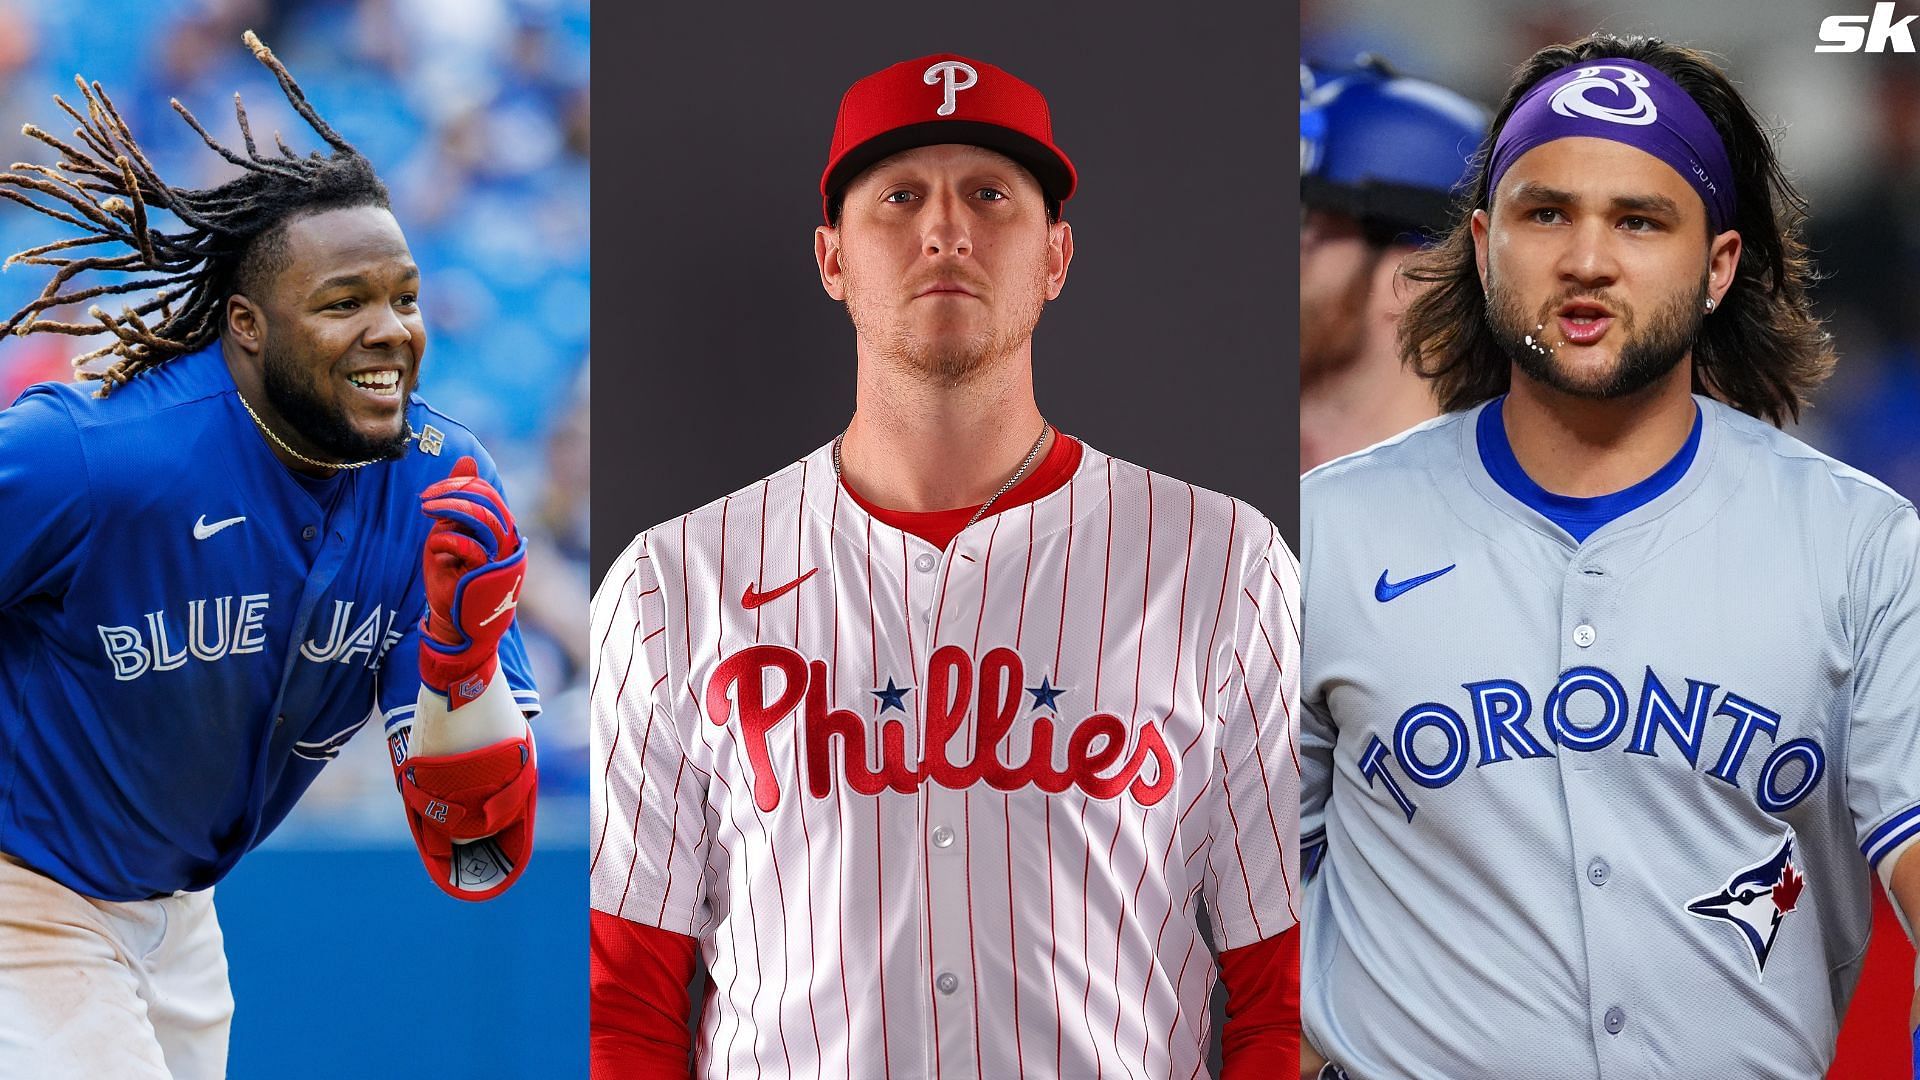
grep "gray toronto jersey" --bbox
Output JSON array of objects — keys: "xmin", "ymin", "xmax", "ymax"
[{"xmin": 1300, "ymin": 396, "xmax": 1920, "ymax": 1079}]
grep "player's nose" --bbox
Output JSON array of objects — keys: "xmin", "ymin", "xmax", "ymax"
[
  {"xmin": 1556, "ymin": 219, "xmax": 1620, "ymax": 288},
  {"xmin": 919, "ymin": 186, "xmax": 973, "ymax": 259},
  {"xmin": 361, "ymin": 300, "xmax": 417, "ymax": 350}
]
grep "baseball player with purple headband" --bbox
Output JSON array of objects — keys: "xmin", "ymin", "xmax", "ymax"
[
  {"xmin": 0, "ymin": 35, "xmax": 540, "ymax": 1078},
  {"xmin": 592, "ymin": 52, "xmax": 1301, "ymax": 1078},
  {"xmin": 1302, "ymin": 33, "xmax": 1920, "ymax": 1079}
]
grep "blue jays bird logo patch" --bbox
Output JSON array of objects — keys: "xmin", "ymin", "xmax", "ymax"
[{"xmin": 1687, "ymin": 832, "xmax": 1805, "ymax": 979}]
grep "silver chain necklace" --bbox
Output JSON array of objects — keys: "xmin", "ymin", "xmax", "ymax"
[
  {"xmin": 834, "ymin": 418, "xmax": 1051, "ymax": 532},
  {"xmin": 234, "ymin": 388, "xmax": 414, "ymax": 471}
]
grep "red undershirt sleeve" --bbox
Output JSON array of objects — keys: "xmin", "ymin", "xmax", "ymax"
[
  {"xmin": 1218, "ymin": 925, "xmax": 1300, "ymax": 1079},
  {"xmin": 590, "ymin": 909, "xmax": 700, "ymax": 1078}
]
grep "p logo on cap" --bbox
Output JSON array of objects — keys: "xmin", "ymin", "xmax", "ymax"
[
  {"xmin": 924, "ymin": 60, "xmax": 978, "ymax": 116},
  {"xmin": 820, "ymin": 52, "xmax": 1077, "ymax": 223}
]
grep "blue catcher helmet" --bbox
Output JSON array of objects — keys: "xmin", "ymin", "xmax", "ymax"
[{"xmin": 1301, "ymin": 56, "xmax": 1489, "ymax": 245}]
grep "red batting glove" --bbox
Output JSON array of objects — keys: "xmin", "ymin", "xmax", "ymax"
[{"xmin": 418, "ymin": 456, "xmax": 526, "ymax": 709}]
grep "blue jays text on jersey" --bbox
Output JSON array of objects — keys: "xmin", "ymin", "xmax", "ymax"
[{"xmin": 0, "ymin": 345, "xmax": 539, "ymax": 901}]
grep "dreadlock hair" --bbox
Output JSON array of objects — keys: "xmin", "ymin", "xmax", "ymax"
[
  {"xmin": 0, "ymin": 31, "xmax": 390, "ymax": 396},
  {"xmin": 1396, "ymin": 34, "xmax": 1835, "ymax": 426}
]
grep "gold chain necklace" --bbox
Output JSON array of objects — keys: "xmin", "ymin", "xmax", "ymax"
[
  {"xmin": 833, "ymin": 418, "xmax": 1051, "ymax": 531},
  {"xmin": 234, "ymin": 388, "xmax": 413, "ymax": 471}
]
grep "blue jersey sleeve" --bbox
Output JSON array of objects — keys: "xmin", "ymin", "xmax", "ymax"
[{"xmin": 0, "ymin": 388, "xmax": 93, "ymax": 608}]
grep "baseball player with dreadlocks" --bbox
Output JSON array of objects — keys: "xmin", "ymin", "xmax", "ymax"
[
  {"xmin": 1303, "ymin": 33, "xmax": 1920, "ymax": 1078},
  {"xmin": 0, "ymin": 33, "xmax": 539, "ymax": 1079}
]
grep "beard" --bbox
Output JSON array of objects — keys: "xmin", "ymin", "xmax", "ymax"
[
  {"xmin": 1299, "ymin": 253, "xmax": 1379, "ymax": 387},
  {"xmin": 1486, "ymin": 271, "xmax": 1706, "ymax": 400},
  {"xmin": 261, "ymin": 337, "xmax": 413, "ymax": 463},
  {"xmin": 842, "ymin": 258, "xmax": 1049, "ymax": 388}
]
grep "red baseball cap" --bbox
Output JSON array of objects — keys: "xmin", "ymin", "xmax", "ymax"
[{"xmin": 821, "ymin": 53, "xmax": 1077, "ymax": 223}]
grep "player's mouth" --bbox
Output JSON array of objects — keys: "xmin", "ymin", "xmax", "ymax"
[
  {"xmin": 345, "ymin": 367, "xmax": 406, "ymax": 404},
  {"xmin": 915, "ymin": 282, "xmax": 979, "ymax": 299},
  {"xmin": 1556, "ymin": 302, "xmax": 1614, "ymax": 347}
]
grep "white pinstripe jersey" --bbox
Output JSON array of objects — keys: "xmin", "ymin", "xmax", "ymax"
[{"xmin": 591, "ymin": 439, "xmax": 1300, "ymax": 1079}]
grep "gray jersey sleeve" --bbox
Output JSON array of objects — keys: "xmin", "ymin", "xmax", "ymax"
[{"xmin": 1846, "ymin": 501, "xmax": 1920, "ymax": 871}]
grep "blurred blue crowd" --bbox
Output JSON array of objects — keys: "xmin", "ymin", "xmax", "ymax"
[
  {"xmin": 1304, "ymin": 0, "xmax": 1920, "ymax": 504},
  {"xmin": 0, "ymin": 0, "xmax": 591, "ymax": 840}
]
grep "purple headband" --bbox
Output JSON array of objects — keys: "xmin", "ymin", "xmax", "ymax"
[{"xmin": 1487, "ymin": 59, "xmax": 1736, "ymax": 233}]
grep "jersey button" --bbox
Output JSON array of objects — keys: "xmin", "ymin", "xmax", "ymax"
[
  {"xmin": 914, "ymin": 553, "xmax": 937, "ymax": 573},
  {"xmin": 1587, "ymin": 857, "xmax": 1610, "ymax": 886},
  {"xmin": 1572, "ymin": 624, "xmax": 1596, "ymax": 648},
  {"xmin": 931, "ymin": 825, "xmax": 956, "ymax": 849},
  {"xmin": 935, "ymin": 972, "xmax": 960, "ymax": 995},
  {"xmin": 1603, "ymin": 1005, "xmax": 1626, "ymax": 1034},
  {"xmin": 301, "ymin": 525, "xmax": 318, "ymax": 541}
]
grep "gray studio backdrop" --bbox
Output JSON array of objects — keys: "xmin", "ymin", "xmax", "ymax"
[{"xmin": 592, "ymin": 4, "xmax": 1300, "ymax": 583}]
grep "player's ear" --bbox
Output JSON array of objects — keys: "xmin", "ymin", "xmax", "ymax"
[
  {"xmin": 1045, "ymin": 220, "xmax": 1072, "ymax": 301},
  {"xmin": 816, "ymin": 224, "xmax": 847, "ymax": 301},
  {"xmin": 1706, "ymin": 228, "xmax": 1741, "ymax": 311},
  {"xmin": 1471, "ymin": 208, "xmax": 1491, "ymax": 289},
  {"xmin": 225, "ymin": 294, "xmax": 265, "ymax": 357}
]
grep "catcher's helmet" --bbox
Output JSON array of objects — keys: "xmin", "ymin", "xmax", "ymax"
[{"xmin": 1302, "ymin": 57, "xmax": 1489, "ymax": 244}]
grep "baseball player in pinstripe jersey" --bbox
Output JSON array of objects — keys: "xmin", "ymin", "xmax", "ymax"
[
  {"xmin": 1302, "ymin": 34, "xmax": 1920, "ymax": 1078},
  {"xmin": 591, "ymin": 54, "xmax": 1301, "ymax": 1077}
]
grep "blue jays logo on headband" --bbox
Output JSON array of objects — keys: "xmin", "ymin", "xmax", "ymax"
[{"xmin": 1548, "ymin": 65, "xmax": 1658, "ymax": 127}]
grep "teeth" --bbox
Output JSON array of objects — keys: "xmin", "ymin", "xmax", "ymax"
[{"xmin": 348, "ymin": 370, "xmax": 400, "ymax": 393}]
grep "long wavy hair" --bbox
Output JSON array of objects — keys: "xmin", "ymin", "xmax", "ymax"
[{"xmin": 1397, "ymin": 34, "xmax": 1834, "ymax": 426}]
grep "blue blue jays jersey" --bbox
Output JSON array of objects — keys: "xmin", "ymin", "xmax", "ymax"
[{"xmin": 0, "ymin": 345, "xmax": 539, "ymax": 901}]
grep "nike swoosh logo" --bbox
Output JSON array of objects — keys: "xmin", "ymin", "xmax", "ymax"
[
  {"xmin": 1375, "ymin": 564, "xmax": 1456, "ymax": 602},
  {"xmin": 193, "ymin": 514, "xmax": 246, "ymax": 540},
  {"xmin": 742, "ymin": 568, "xmax": 818, "ymax": 610},
  {"xmin": 478, "ymin": 581, "xmax": 521, "ymax": 627}
]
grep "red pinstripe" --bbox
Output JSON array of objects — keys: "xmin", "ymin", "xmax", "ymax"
[
  {"xmin": 710, "ymin": 768, "xmax": 767, "ymax": 1077},
  {"xmin": 1138, "ymin": 477, "xmax": 1193, "ymax": 1068},
  {"xmin": 657, "ymin": 758, "xmax": 688, "ymax": 925},
  {"xmin": 587, "ymin": 563, "xmax": 637, "ymax": 705},
  {"xmin": 1233, "ymin": 648, "xmax": 1299, "ymax": 921},
  {"xmin": 609, "ymin": 669, "xmax": 667, "ymax": 905},
  {"xmin": 1009, "ymin": 503, "xmax": 1036, "ymax": 1076},
  {"xmin": 1051, "ymin": 471, "xmax": 1076, "ymax": 1079},
  {"xmin": 910, "ymin": 530, "xmax": 942, "ymax": 1079},
  {"xmin": 1243, "ymin": 585, "xmax": 1303, "ymax": 771},
  {"xmin": 590, "ymin": 595, "xmax": 642, "ymax": 875},
  {"xmin": 965, "ymin": 515, "xmax": 1002, "ymax": 1078},
  {"xmin": 774, "ymin": 476, "xmax": 824, "ymax": 1069},
  {"xmin": 864, "ymin": 514, "xmax": 893, "ymax": 1078},
  {"xmin": 1079, "ymin": 458, "xmax": 1117, "ymax": 1080},
  {"xmin": 826, "ymin": 482, "xmax": 853, "ymax": 1080},
  {"xmin": 1165, "ymin": 928, "xmax": 1200, "ymax": 1061},
  {"xmin": 1214, "ymin": 746, "xmax": 1263, "ymax": 940}
]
